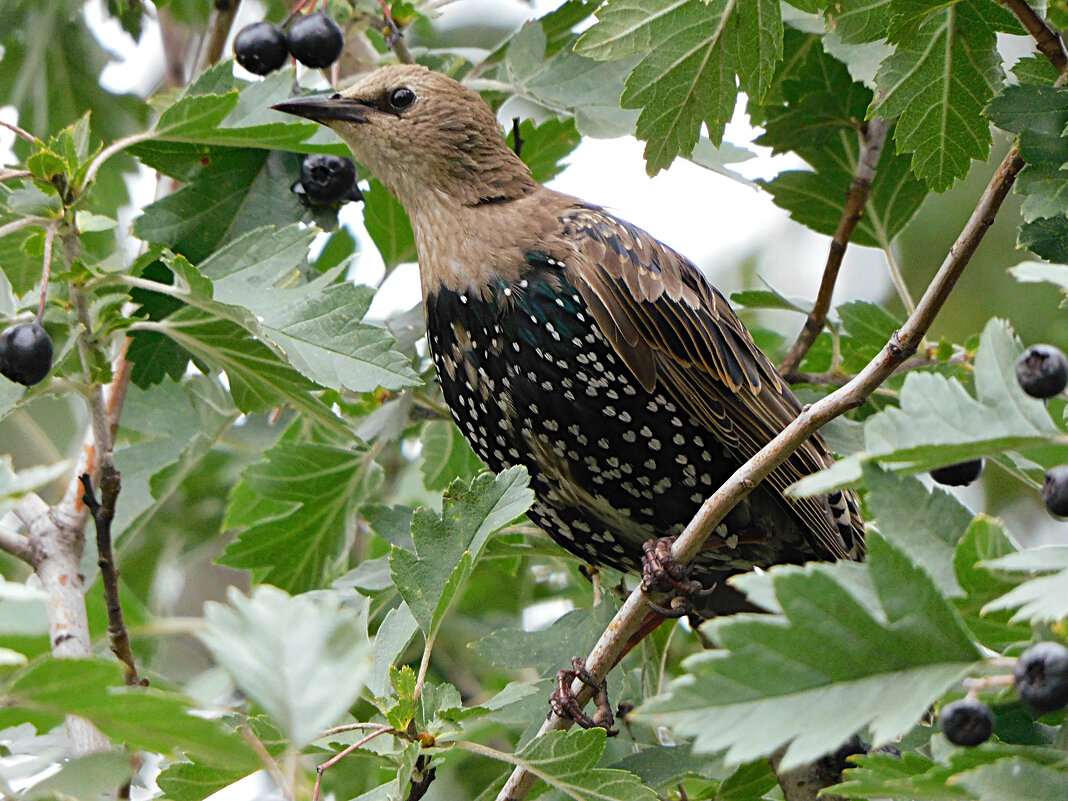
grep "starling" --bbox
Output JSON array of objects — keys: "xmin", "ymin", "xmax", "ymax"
[{"xmin": 274, "ymin": 66, "xmax": 864, "ymax": 613}]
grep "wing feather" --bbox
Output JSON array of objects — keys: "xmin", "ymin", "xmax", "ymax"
[{"xmin": 558, "ymin": 207, "xmax": 864, "ymax": 561}]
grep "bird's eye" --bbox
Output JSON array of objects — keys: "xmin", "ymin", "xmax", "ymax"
[{"xmin": 389, "ymin": 86, "xmax": 416, "ymax": 110}]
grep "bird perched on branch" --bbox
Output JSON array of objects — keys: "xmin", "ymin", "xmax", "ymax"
[{"xmin": 275, "ymin": 65, "xmax": 864, "ymax": 616}]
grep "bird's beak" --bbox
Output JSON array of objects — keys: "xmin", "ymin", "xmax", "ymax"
[{"xmin": 272, "ymin": 95, "xmax": 370, "ymax": 124}]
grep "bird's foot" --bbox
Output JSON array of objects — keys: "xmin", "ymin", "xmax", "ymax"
[
  {"xmin": 548, "ymin": 657, "xmax": 618, "ymax": 735},
  {"xmin": 640, "ymin": 537, "xmax": 716, "ymax": 619}
]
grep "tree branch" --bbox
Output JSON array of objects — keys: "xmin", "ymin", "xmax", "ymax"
[
  {"xmin": 779, "ymin": 117, "xmax": 890, "ymax": 375},
  {"xmin": 80, "ymin": 471, "xmax": 142, "ymax": 687},
  {"xmin": 494, "ymin": 143, "xmax": 1026, "ymax": 801},
  {"xmin": 13, "ymin": 493, "xmax": 109, "ymax": 754},
  {"xmin": 1004, "ymin": 0, "xmax": 1068, "ymax": 74},
  {"xmin": 0, "ymin": 513, "xmax": 34, "ymax": 564}
]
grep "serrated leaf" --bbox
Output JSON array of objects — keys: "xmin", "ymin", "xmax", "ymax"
[
  {"xmin": 198, "ymin": 225, "xmax": 419, "ymax": 391},
  {"xmin": 833, "ymin": 747, "xmax": 1031, "ymax": 800},
  {"xmin": 953, "ymin": 516, "xmax": 1030, "ymax": 651},
  {"xmin": 826, "ymin": 0, "xmax": 890, "ymax": 44},
  {"xmin": 389, "ymin": 467, "xmax": 533, "ymax": 635},
  {"xmin": 361, "ymin": 179, "xmax": 417, "ymax": 271},
  {"xmin": 1009, "ymin": 260, "xmax": 1068, "ymax": 297},
  {"xmin": 956, "ymin": 757, "xmax": 1068, "ymax": 801},
  {"xmin": 790, "ymin": 319, "xmax": 1062, "ymax": 497},
  {"xmin": 218, "ymin": 440, "xmax": 373, "ymax": 592},
  {"xmin": 505, "ymin": 117, "xmax": 582, "ymax": 183},
  {"xmin": 987, "ymin": 85, "xmax": 1068, "ymax": 222},
  {"xmin": 753, "ymin": 30, "xmax": 925, "ymax": 247},
  {"xmin": 157, "ymin": 759, "xmax": 247, "ymax": 801},
  {"xmin": 1019, "ymin": 215, "xmax": 1068, "ymax": 262},
  {"xmin": 863, "ymin": 464, "xmax": 970, "ymax": 596},
  {"xmin": 506, "ymin": 23, "xmax": 640, "ymax": 140},
  {"xmin": 419, "ymin": 420, "xmax": 486, "ymax": 492},
  {"xmin": 17, "ymin": 750, "xmax": 132, "ymax": 801},
  {"xmin": 470, "ymin": 603, "xmax": 618, "ymax": 676},
  {"xmin": 141, "ymin": 307, "xmax": 350, "ymax": 437},
  {"xmin": 200, "ymin": 586, "xmax": 372, "ymax": 748},
  {"xmin": 4, "ymin": 658, "xmax": 257, "ymax": 768},
  {"xmin": 982, "ymin": 545, "xmax": 1068, "ymax": 623},
  {"xmin": 633, "ymin": 534, "xmax": 980, "ymax": 769},
  {"xmin": 874, "ymin": 2, "xmax": 1001, "ymax": 191},
  {"xmin": 509, "ymin": 728, "xmax": 658, "ymax": 801}
]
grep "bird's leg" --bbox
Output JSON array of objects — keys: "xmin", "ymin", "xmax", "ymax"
[{"xmin": 548, "ymin": 657, "xmax": 618, "ymax": 735}]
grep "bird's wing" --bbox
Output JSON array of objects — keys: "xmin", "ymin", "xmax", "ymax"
[{"xmin": 558, "ymin": 206, "xmax": 864, "ymax": 561}]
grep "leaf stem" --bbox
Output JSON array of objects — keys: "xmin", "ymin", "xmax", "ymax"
[
  {"xmin": 494, "ymin": 142, "xmax": 1027, "ymax": 801},
  {"xmin": 313, "ymin": 726, "xmax": 397, "ymax": 801},
  {"xmin": 81, "ymin": 130, "xmax": 156, "ymax": 191},
  {"xmin": 882, "ymin": 245, "xmax": 916, "ymax": 316},
  {"xmin": 0, "ymin": 119, "xmax": 36, "ymax": 143},
  {"xmin": 0, "ymin": 215, "xmax": 51, "ymax": 241},
  {"xmin": 779, "ymin": 117, "xmax": 890, "ymax": 375},
  {"xmin": 37, "ymin": 221, "xmax": 58, "ymax": 322}
]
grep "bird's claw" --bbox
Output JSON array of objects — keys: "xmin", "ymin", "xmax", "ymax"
[{"xmin": 548, "ymin": 657, "xmax": 618, "ymax": 735}]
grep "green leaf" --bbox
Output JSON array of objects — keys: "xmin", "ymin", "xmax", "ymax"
[
  {"xmin": 509, "ymin": 728, "xmax": 658, "ymax": 801},
  {"xmin": 362, "ymin": 180, "xmax": 417, "ymax": 271},
  {"xmin": 132, "ymin": 148, "xmax": 323, "ymax": 264},
  {"xmin": 825, "ymin": 0, "xmax": 890, "ymax": 44},
  {"xmin": 874, "ymin": 2, "xmax": 1001, "ymax": 191},
  {"xmin": 471, "ymin": 603, "xmax": 619, "ymax": 676},
  {"xmin": 576, "ymin": 0, "xmax": 783, "ymax": 172},
  {"xmin": 1009, "ymin": 260, "xmax": 1068, "ymax": 298},
  {"xmin": 633, "ymin": 534, "xmax": 980, "ymax": 769},
  {"xmin": 17, "ymin": 751, "xmax": 133, "ymax": 801},
  {"xmin": 141, "ymin": 308, "xmax": 350, "ymax": 437},
  {"xmin": 4, "ymin": 658, "xmax": 258, "ymax": 767},
  {"xmin": 505, "ymin": 23, "xmax": 640, "ymax": 140},
  {"xmin": 753, "ymin": 31, "xmax": 925, "ymax": 248},
  {"xmin": 953, "ymin": 516, "xmax": 1030, "ymax": 651},
  {"xmin": 199, "ymin": 586, "xmax": 372, "ymax": 748},
  {"xmin": 0, "ymin": 456, "xmax": 72, "ymax": 519},
  {"xmin": 1019, "ymin": 215, "xmax": 1068, "ymax": 262},
  {"xmin": 389, "ymin": 467, "xmax": 533, "ymax": 635},
  {"xmin": 790, "ymin": 319, "xmax": 1062, "ymax": 497},
  {"xmin": 198, "ymin": 225, "xmax": 420, "ymax": 392},
  {"xmin": 157, "ymin": 760, "xmax": 246, "ymax": 801},
  {"xmin": 419, "ymin": 420, "xmax": 486, "ymax": 492},
  {"xmin": 863, "ymin": 464, "xmax": 971, "ymax": 597},
  {"xmin": 505, "ymin": 117, "xmax": 582, "ymax": 183},
  {"xmin": 218, "ymin": 439, "xmax": 375, "ymax": 593},
  {"xmin": 987, "ymin": 85, "xmax": 1068, "ymax": 222},
  {"xmin": 982, "ymin": 545, "xmax": 1068, "ymax": 623},
  {"xmin": 956, "ymin": 757, "xmax": 1068, "ymax": 801}
]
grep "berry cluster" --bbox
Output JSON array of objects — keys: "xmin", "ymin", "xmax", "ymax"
[
  {"xmin": 941, "ymin": 641, "xmax": 1068, "ymax": 748},
  {"xmin": 0, "ymin": 322, "xmax": 53, "ymax": 387},
  {"xmin": 927, "ymin": 343, "xmax": 1068, "ymax": 519},
  {"xmin": 234, "ymin": 12, "xmax": 344, "ymax": 76}
]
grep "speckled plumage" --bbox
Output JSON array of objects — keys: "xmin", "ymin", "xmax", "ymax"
[{"xmin": 274, "ymin": 65, "xmax": 865, "ymax": 608}]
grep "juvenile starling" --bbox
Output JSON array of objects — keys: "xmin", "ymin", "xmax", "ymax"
[{"xmin": 275, "ymin": 65, "xmax": 864, "ymax": 613}]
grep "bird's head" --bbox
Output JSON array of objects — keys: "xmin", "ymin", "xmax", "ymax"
[{"xmin": 273, "ymin": 64, "xmax": 536, "ymax": 209}]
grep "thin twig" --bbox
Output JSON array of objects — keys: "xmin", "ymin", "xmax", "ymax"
[
  {"xmin": 494, "ymin": 144, "xmax": 1026, "ymax": 801},
  {"xmin": 882, "ymin": 245, "xmax": 916, "ymax": 316},
  {"xmin": 80, "ymin": 472, "xmax": 142, "ymax": 687},
  {"xmin": 81, "ymin": 131, "xmax": 155, "ymax": 192},
  {"xmin": 37, "ymin": 221, "xmax": 58, "ymax": 322},
  {"xmin": 779, "ymin": 117, "xmax": 890, "ymax": 375},
  {"xmin": 0, "ymin": 517, "xmax": 34, "ymax": 564},
  {"xmin": 0, "ymin": 215, "xmax": 51, "ymax": 241},
  {"xmin": 193, "ymin": 0, "xmax": 239, "ymax": 75},
  {"xmin": 783, "ymin": 350, "xmax": 968, "ymax": 387},
  {"xmin": 1004, "ymin": 0, "xmax": 1068, "ymax": 74},
  {"xmin": 313, "ymin": 727, "xmax": 397, "ymax": 801},
  {"xmin": 375, "ymin": 0, "xmax": 415, "ymax": 64},
  {"xmin": 0, "ymin": 119, "xmax": 36, "ymax": 143},
  {"xmin": 0, "ymin": 168, "xmax": 32, "ymax": 182}
]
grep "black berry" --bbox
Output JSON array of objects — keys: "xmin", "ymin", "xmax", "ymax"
[
  {"xmin": 299, "ymin": 154, "xmax": 357, "ymax": 205},
  {"xmin": 1015, "ymin": 344, "xmax": 1068, "ymax": 399},
  {"xmin": 0, "ymin": 322, "xmax": 54, "ymax": 386},
  {"xmin": 286, "ymin": 13, "xmax": 344, "ymax": 69},
  {"xmin": 1045, "ymin": 466, "xmax": 1068, "ymax": 517},
  {"xmin": 234, "ymin": 22, "xmax": 289, "ymax": 75},
  {"xmin": 1015, "ymin": 641, "xmax": 1068, "ymax": 713},
  {"xmin": 940, "ymin": 698, "xmax": 994, "ymax": 746},
  {"xmin": 929, "ymin": 459, "xmax": 984, "ymax": 487}
]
